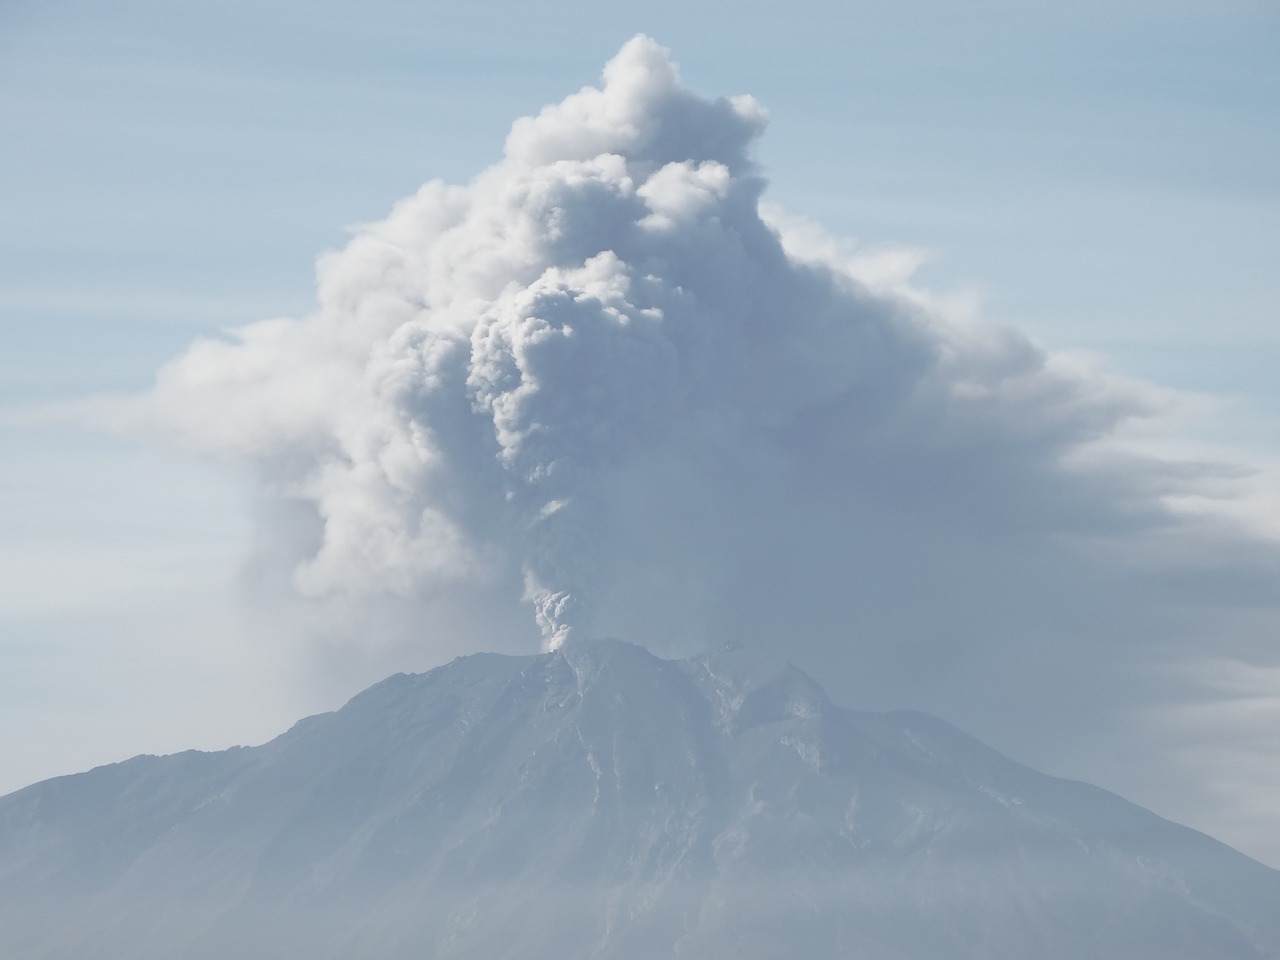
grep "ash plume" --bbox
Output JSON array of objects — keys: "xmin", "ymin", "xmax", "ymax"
[{"xmin": 125, "ymin": 36, "xmax": 1171, "ymax": 654}]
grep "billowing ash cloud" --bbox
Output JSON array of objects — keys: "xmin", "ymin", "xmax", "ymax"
[
  {"xmin": 84, "ymin": 34, "xmax": 1280, "ymax": 868},
  {"xmin": 128, "ymin": 36, "xmax": 1173, "ymax": 655}
]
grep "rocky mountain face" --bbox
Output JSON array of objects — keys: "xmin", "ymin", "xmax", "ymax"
[{"xmin": 2, "ymin": 639, "xmax": 1277, "ymax": 959}]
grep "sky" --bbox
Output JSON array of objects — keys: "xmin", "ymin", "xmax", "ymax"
[{"xmin": 2, "ymin": 1, "xmax": 1279, "ymax": 867}]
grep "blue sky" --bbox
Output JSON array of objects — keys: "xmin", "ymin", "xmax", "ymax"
[
  {"xmin": 5, "ymin": 1, "xmax": 1277, "ymax": 395},
  {"xmin": 2, "ymin": 1, "xmax": 1279, "ymax": 866}
]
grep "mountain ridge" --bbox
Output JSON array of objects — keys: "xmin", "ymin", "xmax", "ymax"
[{"xmin": 2, "ymin": 639, "xmax": 1277, "ymax": 959}]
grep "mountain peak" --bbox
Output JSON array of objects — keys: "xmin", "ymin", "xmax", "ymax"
[{"xmin": 2, "ymin": 643, "xmax": 1277, "ymax": 959}]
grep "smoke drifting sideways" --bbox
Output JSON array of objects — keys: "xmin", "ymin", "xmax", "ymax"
[{"xmin": 118, "ymin": 36, "xmax": 1279, "ymax": 742}]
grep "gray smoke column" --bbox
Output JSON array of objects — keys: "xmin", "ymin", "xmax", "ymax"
[{"xmin": 131, "ymin": 36, "xmax": 1165, "ymax": 651}]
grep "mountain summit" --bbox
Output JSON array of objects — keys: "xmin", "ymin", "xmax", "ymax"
[{"xmin": 2, "ymin": 640, "xmax": 1277, "ymax": 959}]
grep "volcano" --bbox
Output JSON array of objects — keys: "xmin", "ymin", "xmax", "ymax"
[{"xmin": 2, "ymin": 640, "xmax": 1277, "ymax": 958}]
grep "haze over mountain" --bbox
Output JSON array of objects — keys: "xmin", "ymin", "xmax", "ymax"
[{"xmin": 2, "ymin": 640, "xmax": 1276, "ymax": 959}]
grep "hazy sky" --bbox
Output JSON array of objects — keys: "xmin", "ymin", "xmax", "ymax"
[{"xmin": 2, "ymin": 1, "xmax": 1279, "ymax": 868}]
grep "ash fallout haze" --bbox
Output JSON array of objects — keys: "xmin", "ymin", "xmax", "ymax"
[{"xmin": 3, "ymin": 1, "xmax": 1280, "ymax": 872}]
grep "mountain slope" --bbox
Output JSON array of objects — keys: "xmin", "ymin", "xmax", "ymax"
[{"xmin": 1, "ymin": 640, "xmax": 1277, "ymax": 959}]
